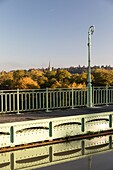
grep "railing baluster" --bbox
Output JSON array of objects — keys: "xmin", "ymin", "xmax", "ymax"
[
  {"xmin": 66, "ymin": 91, "xmax": 67, "ymax": 107},
  {"xmin": 101, "ymin": 89, "xmax": 103, "ymax": 104},
  {"xmin": 68, "ymin": 90, "xmax": 70, "ymax": 107},
  {"xmin": 46, "ymin": 88, "xmax": 49, "ymax": 112},
  {"xmin": 1, "ymin": 91, "xmax": 3, "ymax": 113},
  {"xmin": 13, "ymin": 93, "xmax": 15, "ymax": 112},
  {"xmin": 21, "ymin": 92, "xmax": 23, "ymax": 111},
  {"xmin": 53, "ymin": 91, "xmax": 55, "ymax": 108},
  {"xmin": 5, "ymin": 93, "xmax": 7, "ymax": 113},
  {"xmin": 32, "ymin": 91, "xmax": 34, "ymax": 110},
  {"xmin": 36, "ymin": 92, "xmax": 38, "ymax": 110},
  {"xmin": 25, "ymin": 92, "xmax": 27, "ymax": 111},
  {"xmin": 9, "ymin": 93, "xmax": 11, "ymax": 112},
  {"xmin": 17, "ymin": 89, "xmax": 20, "ymax": 114},
  {"xmin": 75, "ymin": 90, "xmax": 76, "ymax": 107},
  {"xmin": 81, "ymin": 90, "xmax": 83, "ymax": 106},
  {"xmin": 72, "ymin": 89, "xmax": 74, "ymax": 107},
  {"xmin": 56, "ymin": 91, "xmax": 58, "ymax": 108},
  {"xmin": 106, "ymin": 86, "xmax": 108, "ymax": 106},
  {"xmin": 59, "ymin": 90, "xmax": 62, "ymax": 108},
  {"xmin": 63, "ymin": 90, "xmax": 64, "ymax": 107},
  {"xmin": 39, "ymin": 92, "xmax": 41, "ymax": 109},
  {"xmin": 42, "ymin": 93, "xmax": 46, "ymax": 109}
]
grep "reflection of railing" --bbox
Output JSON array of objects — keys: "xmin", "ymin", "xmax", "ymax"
[
  {"xmin": 0, "ymin": 86, "xmax": 113, "ymax": 114},
  {"xmin": 0, "ymin": 134, "xmax": 112, "ymax": 170}
]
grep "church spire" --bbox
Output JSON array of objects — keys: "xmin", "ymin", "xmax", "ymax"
[{"xmin": 48, "ymin": 61, "xmax": 52, "ymax": 71}]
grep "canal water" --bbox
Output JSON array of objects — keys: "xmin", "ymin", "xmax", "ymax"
[{"xmin": 1, "ymin": 134, "xmax": 113, "ymax": 170}]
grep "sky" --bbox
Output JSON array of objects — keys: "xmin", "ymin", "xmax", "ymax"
[{"xmin": 0, "ymin": 0, "xmax": 113, "ymax": 71}]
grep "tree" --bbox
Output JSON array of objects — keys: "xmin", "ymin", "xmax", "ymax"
[
  {"xmin": 44, "ymin": 70, "xmax": 56, "ymax": 80},
  {"xmin": 56, "ymin": 69, "xmax": 71, "ymax": 81},
  {"xmin": 16, "ymin": 77, "xmax": 40, "ymax": 89},
  {"xmin": 13, "ymin": 70, "xmax": 26, "ymax": 80},
  {"xmin": 0, "ymin": 72, "xmax": 14, "ymax": 89},
  {"xmin": 92, "ymin": 69, "xmax": 113, "ymax": 86},
  {"xmin": 29, "ymin": 69, "xmax": 43, "ymax": 81}
]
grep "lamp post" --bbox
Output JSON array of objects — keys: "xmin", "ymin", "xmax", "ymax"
[{"xmin": 87, "ymin": 25, "xmax": 95, "ymax": 107}]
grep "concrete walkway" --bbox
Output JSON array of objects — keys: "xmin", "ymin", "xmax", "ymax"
[{"xmin": 0, "ymin": 105, "xmax": 113, "ymax": 123}]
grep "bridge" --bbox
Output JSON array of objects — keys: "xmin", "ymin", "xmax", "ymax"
[
  {"xmin": 0, "ymin": 86, "xmax": 112, "ymax": 114},
  {"xmin": 0, "ymin": 86, "xmax": 113, "ymax": 150}
]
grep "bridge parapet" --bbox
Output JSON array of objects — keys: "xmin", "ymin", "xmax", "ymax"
[
  {"xmin": 0, "ymin": 111, "xmax": 113, "ymax": 149},
  {"xmin": 0, "ymin": 86, "xmax": 112, "ymax": 114}
]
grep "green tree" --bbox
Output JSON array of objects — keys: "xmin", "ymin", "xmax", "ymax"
[
  {"xmin": 44, "ymin": 70, "xmax": 56, "ymax": 80},
  {"xmin": 56, "ymin": 69, "xmax": 71, "ymax": 81}
]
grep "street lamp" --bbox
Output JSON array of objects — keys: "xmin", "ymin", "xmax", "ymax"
[{"xmin": 87, "ymin": 25, "xmax": 95, "ymax": 107}]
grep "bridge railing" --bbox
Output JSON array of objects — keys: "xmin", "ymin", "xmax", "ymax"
[
  {"xmin": 0, "ymin": 86, "xmax": 113, "ymax": 114},
  {"xmin": 47, "ymin": 88, "xmax": 87, "ymax": 111},
  {"xmin": 93, "ymin": 86, "xmax": 113, "ymax": 106}
]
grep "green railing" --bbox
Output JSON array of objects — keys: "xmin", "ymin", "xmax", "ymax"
[
  {"xmin": 0, "ymin": 86, "xmax": 113, "ymax": 114},
  {"xmin": 93, "ymin": 86, "xmax": 113, "ymax": 106}
]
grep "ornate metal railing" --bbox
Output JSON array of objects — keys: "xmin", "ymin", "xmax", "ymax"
[{"xmin": 0, "ymin": 86, "xmax": 113, "ymax": 114}]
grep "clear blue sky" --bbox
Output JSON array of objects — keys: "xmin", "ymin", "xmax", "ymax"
[{"xmin": 0, "ymin": 0, "xmax": 113, "ymax": 71}]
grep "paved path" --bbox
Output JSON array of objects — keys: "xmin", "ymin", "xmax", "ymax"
[{"xmin": 0, "ymin": 105, "xmax": 113, "ymax": 123}]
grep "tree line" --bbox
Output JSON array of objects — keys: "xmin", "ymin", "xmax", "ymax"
[{"xmin": 0, "ymin": 68, "xmax": 113, "ymax": 90}]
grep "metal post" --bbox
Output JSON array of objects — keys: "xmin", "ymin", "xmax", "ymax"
[
  {"xmin": 71, "ymin": 88, "xmax": 74, "ymax": 109},
  {"xmin": 46, "ymin": 88, "xmax": 51, "ymax": 112},
  {"xmin": 106, "ymin": 85, "xmax": 108, "ymax": 106},
  {"xmin": 17, "ymin": 88, "xmax": 20, "ymax": 114},
  {"xmin": 87, "ymin": 25, "xmax": 95, "ymax": 108}
]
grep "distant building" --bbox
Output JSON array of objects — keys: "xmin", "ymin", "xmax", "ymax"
[{"xmin": 48, "ymin": 61, "xmax": 52, "ymax": 71}]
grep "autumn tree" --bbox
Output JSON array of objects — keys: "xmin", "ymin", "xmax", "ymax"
[
  {"xmin": 44, "ymin": 70, "xmax": 56, "ymax": 80},
  {"xmin": 16, "ymin": 77, "xmax": 40, "ymax": 89},
  {"xmin": 13, "ymin": 70, "xmax": 27, "ymax": 80},
  {"xmin": 0, "ymin": 71, "xmax": 14, "ymax": 89},
  {"xmin": 70, "ymin": 72, "xmax": 87, "ymax": 88},
  {"xmin": 92, "ymin": 69, "xmax": 113, "ymax": 86},
  {"xmin": 55, "ymin": 70, "xmax": 71, "ymax": 87},
  {"xmin": 29, "ymin": 69, "xmax": 43, "ymax": 81}
]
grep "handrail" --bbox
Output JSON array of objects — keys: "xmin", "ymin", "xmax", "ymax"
[{"xmin": 0, "ymin": 86, "xmax": 113, "ymax": 114}]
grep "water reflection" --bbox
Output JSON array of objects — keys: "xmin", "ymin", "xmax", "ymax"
[{"xmin": 0, "ymin": 134, "xmax": 113, "ymax": 170}]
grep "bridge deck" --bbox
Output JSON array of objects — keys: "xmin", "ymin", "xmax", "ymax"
[{"xmin": 0, "ymin": 105, "xmax": 113, "ymax": 123}]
